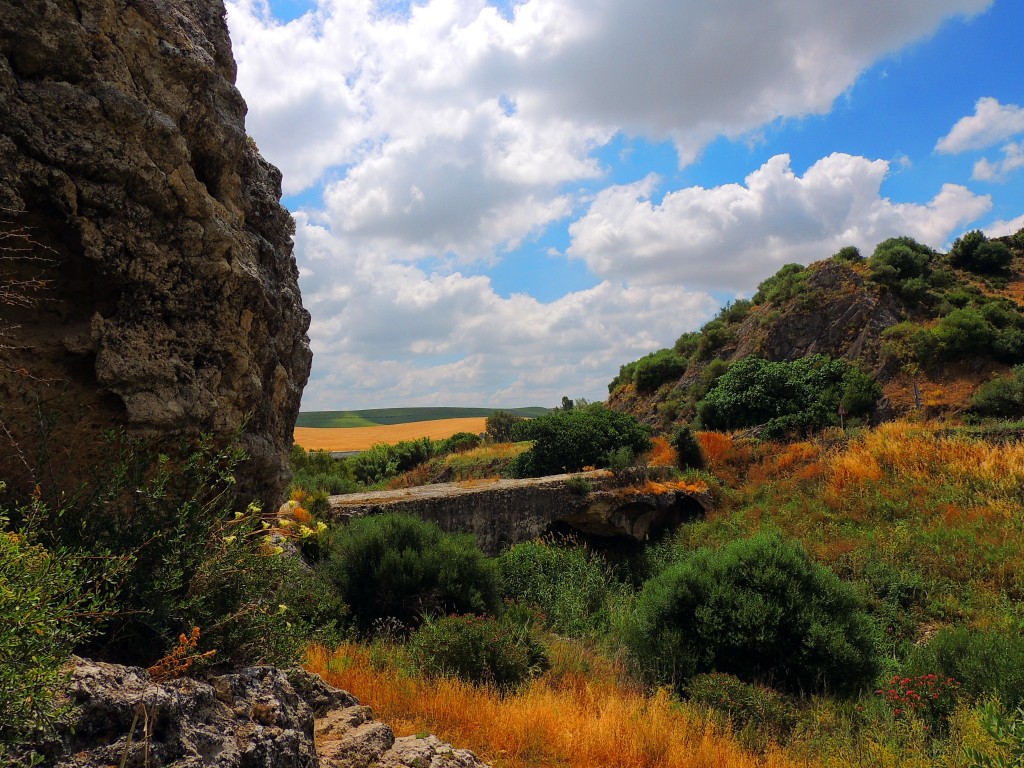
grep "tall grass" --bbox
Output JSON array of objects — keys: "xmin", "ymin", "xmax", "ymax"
[{"xmin": 306, "ymin": 639, "xmax": 804, "ymax": 768}]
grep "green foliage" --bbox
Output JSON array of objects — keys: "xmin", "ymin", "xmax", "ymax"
[
  {"xmin": 622, "ymin": 532, "xmax": 879, "ymax": 695},
  {"xmin": 297, "ymin": 406, "xmax": 547, "ymax": 428},
  {"xmin": 685, "ymin": 672, "xmax": 796, "ymax": 741},
  {"xmin": 869, "ymin": 236, "xmax": 937, "ymax": 301},
  {"xmin": 969, "ymin": 367, "xmax": 1024, "ymax": 418},
  {"xmin": 907, "ymin": 627, "xmax": 1024, "ymax": 708},
  {"xmin": 1014, "ymin": 228, "xmax": 1024, "ymax": 250},
  {"xmin": 509, "ymin": 404, "xmax": 651, "ymax": 478},
  {"xmin": 290, "ymin": 445, "xmax": 360, "ymax": 495},
  {"xmin": 440, "ymin": 432, "xmax": 483, "ymax": 454},
  {"xmin": 323, "ymin": 513, "xmax": 498, "ymax": 633},
  {"xmin": 497, "ymin": 541, "xmax": 612, "ymax": 637},
  {"xmin": 716, "ymin": 298, "xmax": 754, "ymax": 324},
  {"xmin": 911, "ymin": 305, "xmax": 1024, "ymax": 366},
  {"xmin": 752, "ymin": 263, "xmax": 808, "ymax": 305},
  {"xmin": 671, "ymin": 426, "xmax": 704, "ymax": 470},
  {"xmin": 674, "ymin": 331, "xmax": 702, "ymax": 359},
  {"xmin": 18, "ymin": 434, "xmax": 308, "ymax": 667},
  {"xmin": 696, "ymin": 355, "xmax": 879, "ymax": 437},
  {"xmin": 696, "ymin": 317, "xmax": 737, "ymax": 359},
  {"xmin": 486, "ymin": 410, "xmax": 525, "ymax": 443},
  {"xmin": 965, "ymin": 700, "xmax": 1024, "ymax": 768},
  {"xmin": 0, "ymin": 513, "xmax": 111, "ymax": 754},
  {"xmin": 409, "ymin": 614, "xmax": 548, "ymax": 691},
  {"xmin": 951, "ymin": 231, "xmax": 1013, "ymax": 274},
  {"xmin": 832, "ymin": 245, "xmax": 863, "ymax": 264},
  {"xmin": 633, "ymin": 348, "xmax": 688, "ymax": 393},
  {"xmin": 351, "ymin": 437, "xmax": 441, "ymax": 485},
  {"xmin": 564, "ymin": 475, "xmax": 594, "ymax": 495}
]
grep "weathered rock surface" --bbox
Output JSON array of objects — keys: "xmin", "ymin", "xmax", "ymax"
[
  {"xmin": 42, "ymin": 659, "xmax": 490, "ymax": 768},
  {"xmin": 0, "ymin": 0, "xmax": 310, "ymax": 508},
  {"xmin": 329, "ymin": 468, "xmax": 710, "ymax": 554}
]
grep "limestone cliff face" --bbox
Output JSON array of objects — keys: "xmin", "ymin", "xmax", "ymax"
[{"xmin": 0, "ymin": 0, "xmax": 311, "ymax": 506}]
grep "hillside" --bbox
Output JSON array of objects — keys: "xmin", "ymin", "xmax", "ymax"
[
  {"xmin": 608, "ymin": 232, "xmax": 1024, "ymax": 430},
  {"xmin": 297, "ymin": 406, "xmax": 548, "ymax": 428}
]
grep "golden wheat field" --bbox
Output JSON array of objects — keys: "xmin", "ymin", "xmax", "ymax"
[{"xmin": 293, "ymin": 417, "xmax": 488, "ymax": 452}]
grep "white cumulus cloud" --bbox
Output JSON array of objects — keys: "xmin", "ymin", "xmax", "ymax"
[
  {"xmin": 936, "ymin": 97, "xmax": 1024, "ymax": 154},
  {"xmin": 566, "ymin": 153, "xmax": 992, "ymax": 292}
]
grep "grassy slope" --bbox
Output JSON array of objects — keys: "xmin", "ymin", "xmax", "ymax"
[
  {"xmin": 297, "ymin": 406, "xmax": 549, "ymax": 428},
  {"xmin": 304, "ymin": 420, "xmax": 1024, "ymax": 767}
]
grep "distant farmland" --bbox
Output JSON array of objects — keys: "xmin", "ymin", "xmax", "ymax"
[
  {"xmin": 295, "ymin": 406, "xmax": 548, "ymax": 429},
  {"xmin": 293, "ymin": 407, "xmax": 548, "ymax": 452},
  {"xmin": 293, "ymin": 418, "xmax": 490, "ymax": 452}
]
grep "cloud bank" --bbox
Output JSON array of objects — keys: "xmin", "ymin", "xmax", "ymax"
[{"xmin": 226, "ymin": 0, "xmax": 997, "ymax": 409}]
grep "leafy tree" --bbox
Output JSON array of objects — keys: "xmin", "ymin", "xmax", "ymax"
[
  {"xmin": 868, "ymin": 236, "xmax": 937, "ymax": 301},
  {"xmin": 486, "ymin": 410, "xmax": 525, "ymax": 442},
  {"xmin": 623, "ymin": 532, "xmax": 879, "ymax": 695},
  {"xmin": 950, "ymin": 230, "xmax": 1013, "ymax": 273},
  {"xmin": 633, "ymin": 348, "xmax": 688, "ymax": 393},
  {"xmin": 323, "ymin": 513, "xmax": 497, "ymax": 633},
  {"xmin": 509, "ymin": 403, "xmax": 651, "ymax": 477},
  {"xmin": 696, "ymin": 355, "xmax": 879, "ymax": 437}
]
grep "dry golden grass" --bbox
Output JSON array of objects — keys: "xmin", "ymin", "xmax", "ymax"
[
  {"xmin": 293, "ymin": 417, "xmax": 488, "ymax": 451},
  {"xmin": 306, "ymin": 640, "xmax": 806, "ymax": 768}
]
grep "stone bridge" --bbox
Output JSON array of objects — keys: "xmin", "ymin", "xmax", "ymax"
[{"xmin": 327, "ymin": 468, "xmax": 711, "ymax": 554}]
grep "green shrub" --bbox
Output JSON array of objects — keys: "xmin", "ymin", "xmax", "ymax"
[
  {"xmin": 717, "ymin": 299, "xmax": 754, "ymax": 324},
  {"xmin": 441, "ymin": 432, "xmax": 483, "ymax": 453},
  {"xmin": 1014, "ymin": 227, "xmax": 1024, "ymax": 250},
  {"xmin": 832, "ymin": 245, "xmax": 863, "ymax": 264},
  {"xmin": 290, "ymin": 445, "xmax": 360, "ymax": 495},
  {"xmin": 969, "ymin": 367, "xmax": 1024, "ymax": 418},
  {"xmin": 497, "ymin": 541, "xmax": 612, "ymax": 637},
  {"xmin": 633, "ymin": 349, "xmax": 688, "ymax": 393},
  {"xmin": 0, "ymin": 512, "xmax": 111, "ymax": 754},
  {"xmin": 907, "ymin": 627, "xmax": 1024, "ymax": 707},
  {"xmin": 671, "ymin": 426, "xmax": 704, "ymax": 470},
  {"xmin": 869, "ymin": 236, "xmax": 938, "ymax": 301},
  {"xmin": 685, "ymin": 672, "xmax": 796, "ymax": 740},
  {"xmin": 409, "ymin": 614, "xmax": 547, "ymax": 691},
  {"xmin": 509, "ymin": 404, "xmax": 651, "ymax": 478},
  {"xmin": 485, "ymin": 410, "xmax": 525, "ymax": 442},
  {"xmin": 674, "ymin": 331, "xmax": 702, "ymax": 359},
  {"xmin": 753, "ymin": 263, "xmax": 808, "ymax": 305},
  {"xmin": 18, "ymin": 434, "xmax": 310, "ymax": 667},
  {"xmin": 696, "ymin": 317, "xmax": 736, "ymax": 359},
  {"xmin": 623, "ymin": 532, "xmax": 879, "ymax": 695},
  {"xmin": 696, "ymin": 355, "xmax": 879, "ymax": 437},
  {"xmin": 564, "ymin": 476, "xmax": 593, "ymax": 495},
  {"xmin": 950, "ymin": 231, "xmax": 1013, "ymax": 274},
  {"xmin": 323, "ymin": 513, "xmax": 498, "ymax": 633}
]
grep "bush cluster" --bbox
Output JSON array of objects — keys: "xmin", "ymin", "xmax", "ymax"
[
  {"xmin": 949, "ymin": 230, "xmax": 1013, "ymax": 274},
  {"xmin": 695, "ymin": 355, "xmax": 880, "ymax": 437},
  {"xmin": 409, "ymin": 614, "xmax": 548, "ymax": 691},
  {"xmin": 623, "ymin": 532, "xmax": 879, "ymax": 695},
  {"xmin": 497, "ymin": 541, "xmax": 612, "ymax": 637},
  {"xmin": 907, "ymin": 627, "xmax": 1024, "ymax": 708},
  {"xmin": 969, "ymin": 366, "xmax": 1024, "ymax": 418},
  {"xmin": 868, "ymin": 236, "xmax": 938, "ymax": 302},
  {"xmin": 347, "ymin": 432, "xmax": 486, "ymax": 486},
  {"xmin": 685, "ymin": 672, "xmax": 796, "ymax": 740},
  {"xmin": 323, "ymin": 513, "xmax": 498, "ymax": 633},
  {"xmin": 752, "ymin": 263, "xmax": 809, "ymax": 305},
  {"xmin": 509, "ymin": 404, "xmax": 651, "ymax": 477}
]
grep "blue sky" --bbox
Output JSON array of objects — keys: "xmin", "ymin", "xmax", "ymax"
[{"xmin": 225, "ymin": 0, "xmax": 1024, "ymax": 410}]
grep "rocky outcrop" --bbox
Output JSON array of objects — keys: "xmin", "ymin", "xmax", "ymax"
[
  {"xmin": 0, "ymin": 0, "xmax": 310, "ymax": 508},
  {"xmin": 40, "ymin": 659, "xmax": 490, "ymax": 768},
  {"xmin": 328, "ymin": 468, "xmax": 710, "ymax": 554}
]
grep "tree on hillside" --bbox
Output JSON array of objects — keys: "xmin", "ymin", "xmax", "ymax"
[
  {"xmin": 950, "ymin": 230, "xmax": 1013, "ymax": 274},
  {"xmin": 696, "ymin": 355, "xmax": 880, "ymax": 438}
]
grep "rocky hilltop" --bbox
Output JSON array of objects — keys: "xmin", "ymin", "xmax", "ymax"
[
  {"xmin": 609, "ymin": 235, "xmax": 1024, "ymax": 429},
  {"xmin": 0, "ymin": 0, "xmax": 311, "ymax": 507}
]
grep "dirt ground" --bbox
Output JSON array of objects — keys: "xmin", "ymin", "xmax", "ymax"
[{"xmin": 293, "ymin": 417, "xmax": 488, "ymax": 452}]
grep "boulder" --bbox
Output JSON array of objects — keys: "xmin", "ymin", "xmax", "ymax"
[
  {"xmin": 41, "ymin": 660, "xmax": 492, "ymax": 768},
  {"xmin": 0, "ymin": 0, "xmax": 310, "ymax": 509}
]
